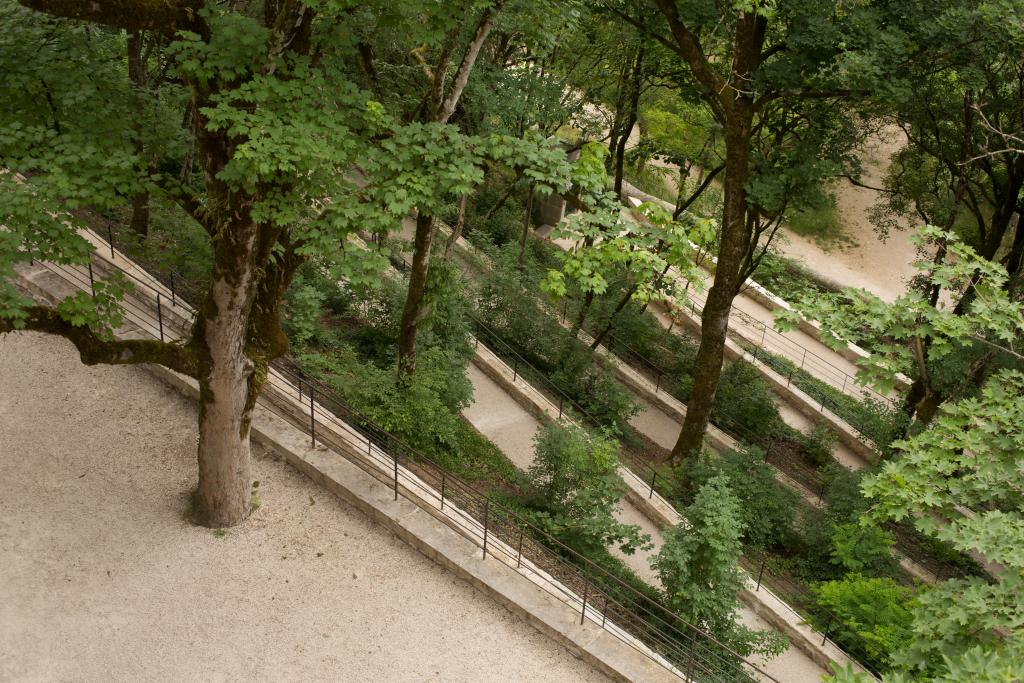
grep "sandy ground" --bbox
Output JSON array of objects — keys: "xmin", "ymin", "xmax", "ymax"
[
  {"xmin": 620, "ymin": 119, "xmax": 920, "ymax": 302},
  {"xmin": 460, "ymin": 361, "xmax": 829, "ymax": 682},
  {"xmin": 0, "ymin": 332, "xmax": 608, "ymax": 683},
  {"xmin": 770, "ymin": 128, "xmax": 919, "ymax": 302}
]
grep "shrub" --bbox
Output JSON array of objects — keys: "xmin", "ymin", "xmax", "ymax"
[
  {"xmin": 653, "ymin": 474, "xmax": 787, "ymax": 658},
  {"xmin": 795, "ymin": 423, "xmax": 839, "ymax": 469},
  {"xmin": 810, "ymin": 574, "xmax": 916, "ymax": 673},
  {"xmin": 283, "ymin": 281, "xmax": 327, "ymax": 349},
  {"xmin": 711, "ymin": 360, "xmax": 785, "ymax": 444},
  {"xmin": 296, "ymin": 345, "xmax": 489, "ymax": 478},
  {"xmin": 830, "ymin": 523, "xmax": 898, "ymax": 576},
  {"xmin": 679, "ymin": 447, "xmax": 800, "ymax": 554},
  {"xmin": 525, "ymin": 423, "xmax": 648, "ymax": 556}
]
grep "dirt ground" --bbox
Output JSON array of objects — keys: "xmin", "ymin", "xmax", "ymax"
[
  {"xmin": 0, "ymin": 332, "xmax": 607, "ymax": 683},
  {"xmin": 773, "ymin": 127, "xmax": 919, "ymax": 302}
]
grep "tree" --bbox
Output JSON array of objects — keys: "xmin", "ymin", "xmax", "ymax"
[
  {"xmin": 544, "ymin": 174, "xmax": 712, "ymax": 347},
  {"xmin": 391, "ymin": 0, "xmax": 508, "ymax": 377},
  {"xmin": 611, "ymin": 0, "xmax": 904, "ymax": 458},
  {"xmin": 0, "ymin": 0, "xmax": 497, "ymax": 526},
  {"xmin": 525, "ymin": 422, "xmax": 648, "ymax": 556},
  {"xmin": 865, "ymin": 0, "xmax": 1024, "ymax": 424},
  {"xmin": 827, "ymin": 372, "xmax": 1024, "ymax": 681},
  {"xmin": 788, "ymin": 227, "xmax": 1024, "ymax": 681},
  {"xmin": 778, "ymin": 226, "xmax": 1024, "ymax": 428},
  {"xmin": 651, "ymin": 473, "xmax": 785, "ymax": 657}
]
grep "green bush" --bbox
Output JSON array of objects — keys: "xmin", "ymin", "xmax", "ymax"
[
  {"xmin": 711, "ymin": 360, "xmax": 785, "ymax": 445},
  {"xmin": 795, "ymin": 423, "xmax": 838, "ymax": 469},
  {"xmin": 810, "ymin": 574, "xmax": 916, "ymax": 673},
  {"xmin": 475, "ymin": 252, "xmax": 639, "ymax": 434},
  {"xmin": 678, "ymin": 447, "xmax": 800, "ymax": 554},
  {"xmin": 296, "ymin": 345, "xmax": 501, "ymax": 481},
  {"xmin": 524, "ymin": 423, "xmax": 648, "ymax": 556},
  {"xmin": 283, "ymin": 280, "xmax": 327, "ymax": 348},
  {"xmin": 653, "ymin": 474, "xmax": 787, "ymax": 659},
  {"xmin": 830, "ymin": 523, "xmax": 898, "ymax": 575}
]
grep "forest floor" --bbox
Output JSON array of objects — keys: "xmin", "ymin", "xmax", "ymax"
[{"xmin": 0, "ymin": 331, "xmax": 608, "ymax": 683}]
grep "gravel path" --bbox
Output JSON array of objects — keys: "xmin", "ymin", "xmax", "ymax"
[{"xmin": 0, "ymin": 331, "xmax": 607, "ymax": 683}]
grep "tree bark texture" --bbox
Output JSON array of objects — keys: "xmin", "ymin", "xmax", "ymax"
[{"xmin": 397, "ymin": 212, "xmax": 435, "ymax": 376}]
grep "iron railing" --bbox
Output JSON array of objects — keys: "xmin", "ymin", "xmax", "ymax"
[{"xmin": 28, "ymin": 229, "xmax": 783, "ymax": 683}]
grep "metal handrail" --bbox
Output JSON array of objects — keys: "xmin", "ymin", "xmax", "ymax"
[
  {"xmin": 666, "ymin": 282, "xmax": 892, "ymax": 409},
  {"xmin": 39, "ymin": 228, "xmax": 782, "ymax": 683}
]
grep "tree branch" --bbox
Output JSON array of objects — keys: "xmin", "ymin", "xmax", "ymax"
[
  {"xmin": 151, "ymin": 174, "xmax": 215, "ymax": 236},
  {"xmin": 436, "ymin": 0, "xmax": 507, "ymax": 124},
  {"xmin": 1, "ymin": 305, "xmax": 198, "ymax": 377},
  {"xmin": 18, "ymin": 0, "xmax": 207, "ymax": 36}
]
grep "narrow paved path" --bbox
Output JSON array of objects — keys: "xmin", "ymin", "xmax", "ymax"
[
  {"xmin": 643, "ymin": 296, "xmax": 867, "ymax": 471},
  {"xmin": 461, "ymin": 360, "xmax": 830, "ymax": 682}
]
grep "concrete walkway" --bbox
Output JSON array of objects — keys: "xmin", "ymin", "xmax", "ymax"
[
  {"xmin": 461, "ymin": 359, "xmax": 831, "ymax": 682},
  {"xmin": 618, "ymin": 181, "xmax": 883, "ymax": 407},
  {"xmin": 0, "ymin": 332, "xmax": 608, "ymax": 683},
  {"xmin": 642, "ymin": 297, "xmax": 867, "ymax": 471}
]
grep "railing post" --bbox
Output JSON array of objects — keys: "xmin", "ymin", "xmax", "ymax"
[
  {"xmin": 601, "ymin": 594, "xmax": 609, "ymax": 628},
  {"xmin": 440, "ymin": 473, "xmax": 446, "ymax": 512},
  {"xmin": 169, "ymin": 272, "xmax": 176, "ymax": 307},
  {"xmin": 156, "ymin": 293, "xmax": 164, "ymax": 341},
  {"xmin": 580, "ymin": 581, "xmax": 589, "ymax": 625},
  {"xmin": 685, "ymin": 629, "xmax": 697, "ymax": 680},
  {"xmin": 106, "ymin": 225, "xmax": 114, "ymax": 259},
  {"xmin": 310, "ymin": 388, "xmax": 316, "ymax": 448},
  {"xmin": 516, "ymin": 527, "xmax": 524, "ymax": 568},
  {"xmin": 756, "ymin": 557, "xmax": 766, "ymax": 592},
  {"xmin": 760, "ymin": 322, "xmax": 767, "ymax": 347},
  {"xmin": 482, "ymin": 499, "xmax": 490, "ymax": 559},
  {"xmin": 822, "ymin": 616, "xmax": 833, "ymax": 646},
  {"xmin": 648, "ymin": 470, "xmax": 657, "ymax": 499},
  {"xmin": 841, "ymin": 374, "xmax": 847, "ymax": 395},
  {"xmin": 558, "ymin": 397, "xmax": 563, "ymax": 420},
  {"xmin": 800, "ymin": 347, "xmax": 807, "ymax": 370},
  {"xmin": 297, "ymin": 379, "xmax": 302, "ymax": 402},
  {"xmin": 655, "ymin": 372, "xmax": 661, "ymax": 393},
  {"xmin": 788, "ymin": 368, "xmax": 794, "ymax": 388},
  {"xmin": 393, "ymin": 450, "xmax": 399, "ymax": 501},
  {"xmin": 88, "ymin": 261, "xmax": 95, "ymax": 297},
  {"xmin": 512, "ymin": 357, "xmax": 518, "ymax": 382}
]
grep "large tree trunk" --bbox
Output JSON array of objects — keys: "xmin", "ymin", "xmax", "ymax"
[
  {"xmin": 196, "ymin": 363, "xmax": 255, "ymax": 528},
  {"xmin": 671, "ymin": 108, "xmax": 753, "ymax": 459},
  {"xmin": 397, "ymin": 212, "xmax": 435, "ymax": 376},
  {"xmin": 193, "ymin": 269, "xmax": 260, "ymax": 527},
  {"xmin": 191, "ymin": 198, "xmax": 264, "ymax": 526}
]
